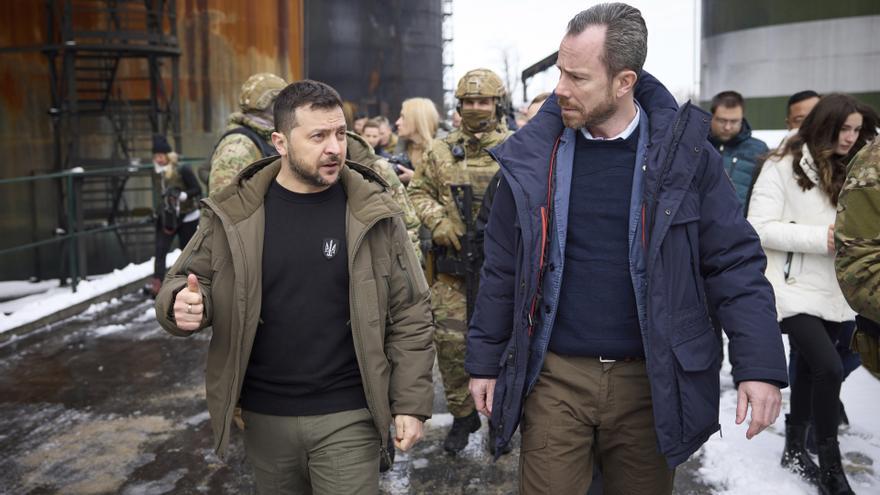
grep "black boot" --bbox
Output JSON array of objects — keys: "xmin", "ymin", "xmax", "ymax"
[
  {"xmin": 817, "ymin": 438, "xmax": 854, "ymax": 495},
  {"xmin": 487, "ymin": 420, "xmax": 511, "ymax": 456},
  {"xmin": 444, "ymin": 410, "xmax": 481, "ymax": 453},
  {"xmin": 781, "ymin": 415, "xmax": 820, "ymax": 484}
]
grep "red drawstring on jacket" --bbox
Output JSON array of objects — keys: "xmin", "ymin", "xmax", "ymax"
[{"xmin": 528, "ymin": 134, "xmax": 562, "ymax": 337}]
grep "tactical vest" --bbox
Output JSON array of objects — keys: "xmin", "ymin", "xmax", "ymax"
[{"xmin": 437, "ymin": 127, "xmax": 511, "ymax": 222}]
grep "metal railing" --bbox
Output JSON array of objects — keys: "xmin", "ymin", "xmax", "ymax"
[{"xmin": 0, "ymin": 158, "xmax": 204, "ymax": 292}]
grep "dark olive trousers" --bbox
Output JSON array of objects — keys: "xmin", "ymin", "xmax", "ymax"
[
  {"xmin": 519, "ymin": 351, "xmax": 674, "ymax": 494},
  {"xmin": 242, "ymin": 408, "xmax": 380, "ymax": 495}
]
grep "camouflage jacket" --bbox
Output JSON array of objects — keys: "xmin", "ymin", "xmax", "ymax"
[
  {"xmin": 208, "ymin": 112, "xmax": 274, "ymax": 195},
  {"xmin": 346, "ymin": 131, "xmax": 423, "ymax": 260},
  {"xmin": 409, "ymin": 125, "xmax": 513, "ymax": 232},
  {"xmin": 836, "ymin": 137, "xmax": 880, "ymax": 322}
]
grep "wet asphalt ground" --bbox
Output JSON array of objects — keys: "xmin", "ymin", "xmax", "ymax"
[{"xmin": 0, "ymin": 292, "xmax": 713, "ymax": 494}]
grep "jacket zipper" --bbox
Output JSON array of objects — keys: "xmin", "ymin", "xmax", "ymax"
[
  {"xmin": 179, "ymin": 227, "xmax": 208, "ymax": 274},
  {"xmin": 349, "ymin": 212, "xmax": 401, "ymax": 450},
  {"xmin": 646, "ymin": 106, "xmax": 688, "ymax": 242},
  {"xmin": 396, "ymin": 251, "xmax": 415, "ymax": 303},
  {"xmin": 202, "ymin": 199, "xmax": 251, "ymax": 453}
]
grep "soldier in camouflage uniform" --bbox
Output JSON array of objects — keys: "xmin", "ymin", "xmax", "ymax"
[
  {"xmin": 409, "ymin": 68, "xmax": 513, "ymax": 453},
  {"xmin": 346, "ymin": 130, "xmax": 422, "ymax": 260},
  {"xmin": 208, "ymin": 73, "xmax": 287, "ymax": 195},
  {"xmin": 836, "ymin": 137, "xmax": 880, "ymax": 379}
]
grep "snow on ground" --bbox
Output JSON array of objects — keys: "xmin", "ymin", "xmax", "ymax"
[
  {"xmin": 0, "ymin": 279, "xmax": 58, "ymax": 302},
  {"xmin": 698, "ymin": 338, "xmax": 880, "ymax": 494},
  {"xmin": 0, "ymin": 250, "xmax": 180, "ymax": 334}
]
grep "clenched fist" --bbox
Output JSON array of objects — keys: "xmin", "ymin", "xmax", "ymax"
[{"xmin": 173, "ymin": 274, "xmax": 204, "ymax": 331}]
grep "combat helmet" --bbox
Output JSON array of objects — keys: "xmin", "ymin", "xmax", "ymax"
[
  {"xmin": 239, "ymin": 73, "xmax": 287, "ymax": 113},
  {"xmin": 455, "ymin": 68, "xmax": 506, "ymax": 100}
]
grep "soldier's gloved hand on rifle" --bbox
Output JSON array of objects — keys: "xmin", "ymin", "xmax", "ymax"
[{"xmin": 432, "ymin": 217, "xmax": 464, "ymax": 251}]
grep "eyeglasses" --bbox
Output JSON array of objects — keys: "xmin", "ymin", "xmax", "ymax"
[{"xmin": 712, "ymin": 117, "xmax": 742, "ymax": 127}]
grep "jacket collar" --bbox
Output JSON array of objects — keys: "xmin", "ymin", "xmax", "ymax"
[
  {"xmin": 797, "ymin": 143, "xmax": 821, "ymax": 185},
  {"xmin": 205, "ymin": 156, "xmax": 400, "ymax": 225},
  {"xmin": 708, "ymin": 117, "xmax": 754, "ymax": 148},
  {"xmin": 488, "ymin": 71, "xmax": 680, "ymax": 207}
]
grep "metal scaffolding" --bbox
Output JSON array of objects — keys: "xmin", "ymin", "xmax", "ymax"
[{"xmin": 39, "ymin": 0, "xmax": 182, "ymax": 278}]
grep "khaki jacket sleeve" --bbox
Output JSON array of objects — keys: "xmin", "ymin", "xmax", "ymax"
[
  {"xmin": 385, "ymin": 216, "xmax": 435, "ymax": 419},
  {"xmin": 208, "ymin": 134, "xmax": 262, "ymax": 195},
  {"xmin": 408, "ymin": 141, "xmax": 449, "ymax": 231},
  {"xmin": 154, "ymin": 208, "xmax": 216, "ymax": 337},
  {"xmin": 835, "ymin": 141, "xmax": 880, "ymax": 322}
]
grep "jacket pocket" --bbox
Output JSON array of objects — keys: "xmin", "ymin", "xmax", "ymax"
[
  {"xmin": 671, "ymin": 307, "xmax": 721, "ymax": 442},
  {"xmin": 663, "ymin": 193, "xmax": 703, "ymax": 310}
]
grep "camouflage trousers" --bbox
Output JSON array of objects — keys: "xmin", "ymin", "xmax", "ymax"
[{"xmin": 431, "ymin": 274, "xmax": 475, "ymax": 418}]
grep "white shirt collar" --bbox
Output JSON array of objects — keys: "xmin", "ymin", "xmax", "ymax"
[{"xmin": 581, "ymin": 105, "xmax": 641, "ymax": 141}]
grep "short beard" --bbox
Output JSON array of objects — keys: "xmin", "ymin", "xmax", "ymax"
[
  {"xmin": 560, "ymin": 87, "xmax": 617, "ymax": 130},
  {"xmin": 286, "ymin": 153, "xmax": 339, "ymax": 189}
]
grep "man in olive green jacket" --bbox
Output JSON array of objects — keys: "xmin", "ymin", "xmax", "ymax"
[{"xmin": 155, "ymin": 80, "xmax": 434, "ymax": 494}]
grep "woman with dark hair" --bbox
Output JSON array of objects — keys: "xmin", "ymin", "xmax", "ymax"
[{"xmin": 749, "ymin": 93, "xmax": 878, "ymax": 494}]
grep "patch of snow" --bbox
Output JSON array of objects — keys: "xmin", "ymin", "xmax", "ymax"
[
  {"xmin": 0, "ymin": 250, "xmax": 180, "ymax": 334},
  {"xmin": 0, "ymin": 279, "xmax": 59, "ymax": 303},
  {"xmin": 134, "ymin": 308, "xmax": 157, "ymax": 323},
  {"xmin": 697, "ymin": 338, "xmax": 880, "ymax": 494},
  {"xmin": 425, "ymin": 413, "xmax": 454, "ymax": 429},
  {"xmin": 183, "ymin": 411, "xmax": 210, "ymax": 427},
  {"xmin": 91, "ymin": 325, "xmax": 128, "ymax": 337},
  {"xmin": 82, "ymin": 298, "xmax": 121, "ymax": 316},
  {"xmin": 411, "ymin": 458, "xmax": 429, "ymax": 469}
]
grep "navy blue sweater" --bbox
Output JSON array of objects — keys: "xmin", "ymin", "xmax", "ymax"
[{"xmin": 549, "ymin": 128, "xmax": 644, "ymax": 358}]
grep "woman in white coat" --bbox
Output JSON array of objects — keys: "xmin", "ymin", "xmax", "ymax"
[{"xmin": 749, "ymin": 93, "xmax": 877, "ymax": 494}]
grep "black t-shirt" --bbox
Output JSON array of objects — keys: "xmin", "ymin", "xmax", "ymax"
[{"xmin": 239, "ymin": 180, "xmax": 367, "ymax": 416}]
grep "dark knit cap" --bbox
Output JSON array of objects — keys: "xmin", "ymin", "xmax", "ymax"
[{"xmin": 152, "ymin": 134, "xmax": 172, "ymax": 154}]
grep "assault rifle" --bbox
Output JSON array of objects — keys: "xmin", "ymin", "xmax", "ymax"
[{"xmin": 448, "ymin": 184, "xmax": 480, "ymax": 322}]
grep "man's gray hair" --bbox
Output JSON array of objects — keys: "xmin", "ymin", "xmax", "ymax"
[{"xmin": 566, "ymin": 3, "xmax": 648, "ymax": 77}]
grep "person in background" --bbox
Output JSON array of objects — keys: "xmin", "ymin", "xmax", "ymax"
[
  {"xmin": 208, "ymin": 73, "xmax": 285, "ymax": 195},
  {"xmin": 353, "ymin": 112, "xmax": 369, "ymax": 135},
  {"xmin": 786, "ymin": 90, "xmax": 821, "ymax": 131},
  {"xmin": 749, "ymin": 93, "xmax": 878, "ymax": 494},
  {"xmin": 362, "ymin": 119, "xmax": 382, "ymax": 149},
  {"xmin": 375, "ymin": 116, "xmax": 397, "ymax": 158},
  {"xmin": 708, "ymin": 90, "xmax": 768, "ymax": 208},
  {"xmin": 409, "ymin": 68, "xmax": 513, "ymax": 455},
  {"xmin": 777, "ymin": 89, "xmax": 860, "ymax": 457},
  {"xmin": 746, "ymin": 90, "xmax": 822, "ymax": 212},
  {"xmin": 394, "ymin": 97, "xmax": 440, "ymax": 184},
  {"xmin": 346, "ymin": 128, "xmax": 423, "ymax": 262},
  {"xmin": 524, "ymin": 92, "xmax": 551, "ymax": 121},
  {"xmin": 836, "ymin": 137, "xmax": 880, "ymax": 381},
  {"xmin": 149, "ymin": 134, "xmax": 201, "ymax": 298}
]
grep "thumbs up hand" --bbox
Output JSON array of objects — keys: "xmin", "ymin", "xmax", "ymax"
[{"xmin": 173, "ymin": 273, "xmax": 204, "ymax": 331}]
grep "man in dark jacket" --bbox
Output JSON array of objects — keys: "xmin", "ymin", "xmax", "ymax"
[
  {"xmin": 708, "ymin": 90, "xmax": 769, "ymax": 207},
  {"xmin": 466, "ymin": 4, "xmax": 787, "ymax": 494}
]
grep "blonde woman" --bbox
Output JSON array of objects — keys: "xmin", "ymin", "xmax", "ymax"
[
  {"xmin": 394, "ymin": 97, "xmax": 440, "ymax": 184},
  {"xmin": 150, "ymin": 134, "xmax": 202, "ymax": 297}
]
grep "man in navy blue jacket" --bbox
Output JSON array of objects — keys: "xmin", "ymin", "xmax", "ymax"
[{"xmin": 466, "ymin": 4, "xmax": 788, "ymax": 493}]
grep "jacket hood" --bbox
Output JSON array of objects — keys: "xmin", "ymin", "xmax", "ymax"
[
  {"xmin": 206, "ymin": 156, "xmax": 399, "ymax": 225},
  {"xmin": 708, "ymin": 117, "xmax": 754, "ymax": 148}
]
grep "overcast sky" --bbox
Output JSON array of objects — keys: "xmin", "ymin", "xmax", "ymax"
[{"xmin": 451, "ymin": 0, "xmax": 700, "ymax": 106}]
